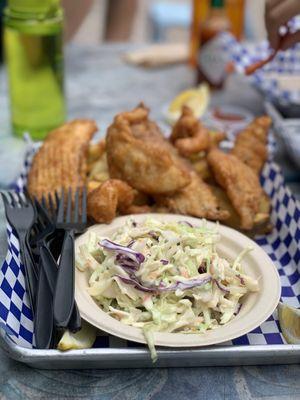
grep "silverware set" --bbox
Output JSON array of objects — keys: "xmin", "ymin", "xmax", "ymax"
[{"xmin": 1, "ymin": 188, "xmax": 87, "ymax": 349}]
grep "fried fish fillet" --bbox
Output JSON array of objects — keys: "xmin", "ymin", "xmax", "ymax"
[
  {"xmin": 106, "ymin": 104, "xmax": 191, "ymax": 195},
  {"xmin": 170, "ymin": 106, "xmax": 210, "ymax": 157},
  {"xmin": 230, "ymin": 116, "xmax": 271, "ymax": 174},
  {"xmin": 155, "ymin": 171, "xmax": 229, "ymax": 221},
  {"xmin": 207, "ymin": 148, "xmax": 264, "ymax": 230},
  {"xmin": 27, "ymin": 119, "xmax": 97, "ymax": 199}
]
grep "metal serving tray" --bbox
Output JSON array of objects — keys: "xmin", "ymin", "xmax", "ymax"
[
  {"xmin": 1, "ymin": 142, "xmax": 299, "ymax": 370},
  {"xmin": 1, "ymin": 328, "xmax": 300, "ymax": 369}
]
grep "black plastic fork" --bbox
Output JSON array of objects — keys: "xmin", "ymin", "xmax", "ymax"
[
  {"xmin": 0, "ymin": 191, "xmax": 37, "ymax": 314},
  {"xmin": 44, "ymin": 192, "xmax": 82, "ymax": 333},
  {"xmin": 32, "ymin": 197, "xmax": 59, "ymax": 349},
  {"xmin": 53, "ymin": 187, "xmax": 87, "ymax": 328}
]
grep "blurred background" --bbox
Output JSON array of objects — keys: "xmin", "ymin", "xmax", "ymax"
[
  {"xmin": 60, "ymin": 0, "xmax": 266, "ymax": 44},
  {"xmin": 0, "ymin": 0, "xmax": 267, "ymax": 58},
  {"xmin": 1, "ymin": 0, "xmax": 299, "ymax": 188}
]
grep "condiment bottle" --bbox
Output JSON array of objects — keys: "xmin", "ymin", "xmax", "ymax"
[
  {"xmin": 189, "ymin": 0, "xmax": 209, "ymax": 67},
  {"xmin": 196, "ymin": 0, "xmax": 231, "ymax": 89},
  {"xmin": 226, "ymin": 0, "xmax": 245, "ymax": 40},
  {"xmin": 3, "ymin": 0, "xmax": 65, "ymax": 140}
]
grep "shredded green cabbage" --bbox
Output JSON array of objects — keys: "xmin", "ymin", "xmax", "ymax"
[{"xmin": 76, "ymin": 218, "xmax": 259, "ymax": 361}]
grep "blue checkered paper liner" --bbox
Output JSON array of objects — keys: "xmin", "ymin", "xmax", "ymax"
[
  {"xmin": 221, "ymin": 20, "xmax": 300, "ymax": 106},
  {"xmin": 1, "ymin": 146, "xmax": 300, "ymax": 349}
]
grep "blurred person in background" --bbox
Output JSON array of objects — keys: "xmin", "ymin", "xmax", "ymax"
[
  {"xmin": 265, "ymin": 0, "xmax": 300, "ymax": 50},
  {"xmin": 63, "ymin": 0, "xmax": 300, "ymax": 47},
  {"xmin": 63, "ymin": 0, "xmax": 137, "ymax": 42},
  {"xmin": 0, "ymin": 0, "xmax": 138, "ymax": 61},
  {"xmin": 0, "ymin": 0, "xmax": 300, "ymax": 61}
]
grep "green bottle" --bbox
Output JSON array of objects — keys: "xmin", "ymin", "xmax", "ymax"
[{"xmin": 3, "ymin": 0, "xmax": 65, "ymax": 140}]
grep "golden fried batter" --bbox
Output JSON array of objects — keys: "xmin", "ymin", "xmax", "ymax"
[
  {"xmin": 87, "ymin": 179, "xmax": 135, "ymax": 223},
  {"xmin": 106, "ymin": 104, "xmax": 191, "ymax": 195},
  {"xmin": 155, "ymin": 171, "xmax": 229, "ymax": 221},
  {"xmin": 211, "ymin": 185, "xmax": 272, "ymax": 234},
  {"xmin": 191, "ymin": 157, "xmax": 212, "ymax": 182},
  {"xmin": 246, "ymin": 116, "xmax": 271, "ymax": 143},
  {"xmin": 231, "ymin": 133, "xmax": 267, "ymax": 174},
  {"xmin": 88, "ymin": 153, "xmax": 109, "ymax": 184},
  {"xmin": 87, "ymin": 140, "xmax": 106, "ymax": 168},
  {"xmin": 231, "ymin": 116, "xmax": 271, "ymax": 174},
  {"xmin": 125, "ymin": 103, "xmax": 164, "ymax": 141},
  {"xmin": 28, "ymin": 119, "xmax": 97, "ymax": 200},
  {"xmin": 207, "ymin": 148, "xmax": 264, "ymax": 230},
  {"xmin": 170, "ymin": 106, "xmax": 209, "ymax": 157},
  {"xmin": 208, "ymin": 130, "xmax": 226, "ymax": 148}
]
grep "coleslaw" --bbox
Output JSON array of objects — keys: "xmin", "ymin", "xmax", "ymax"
[{"xmin": 76, "ymin": 218, "xmax": 259, "ymax": 361}]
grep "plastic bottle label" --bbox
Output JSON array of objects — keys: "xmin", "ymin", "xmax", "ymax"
[{"xmin": 198, "ymin": 36, "xmax": 228, "ymax": 85}]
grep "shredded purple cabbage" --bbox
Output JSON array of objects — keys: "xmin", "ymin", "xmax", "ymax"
[
  {"xmin": 214, "ymin": 279, "xmax": 230, "ymax": 294},
  {"xmin": 115, "ymin": 273, "xmax": 211, "ymax": 293},
  {"xmin": 100, "ymin": 239, "xmax": 145, "ymax": 264},
  {"xmin": 115, "ymin": 275, "xmax": 156, "ymax": 293},
  {"xmin": 163, "ymin": 276, "xmax": 211, "ymax": 292},
  {"xmin": 198, "ymin": 262, "xmax": 206, "ymax": 274},
  {"xmin": 234, "ymin": 303, "xmax": 242, "ymax": 316},
  {"xmin": 178, "ymin": 221, "xmax": 193, "ymax": 228},
  {"xmin": 148, "ymin": 231, "xmax": 159, "ymax": 241},
  {"xmin": 127, "ymin": 240, "xmax": 135, "ymax": 248},
  {"xmin": 237, "ymin": 274, "xmax": 245, "ymax": 285},
  {"xmin": 115, "ymin": 254, "xmax": 139, "ymax": 270},
  {"xmin": 160, "ymin": 259, "xmax": 169, "ymax": 265}
]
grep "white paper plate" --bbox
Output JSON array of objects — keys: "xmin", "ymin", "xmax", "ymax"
[{"xmin": 75, "ymin": 214, "xmax": 281, "ymax": 347}]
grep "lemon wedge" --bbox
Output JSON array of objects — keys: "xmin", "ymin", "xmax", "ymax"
[
  {"xmin": 278, "ymin": 302, "xmax": 300, "ymax": 344},
  {"xmin": 58, "ymin": 321, "xmax": 97, "ymax": 351},
  {"xmin": 167, "ymin": 83, "xmax": 210, "ymax": 125}
]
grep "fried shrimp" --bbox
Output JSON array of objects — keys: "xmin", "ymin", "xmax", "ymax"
[{"xmin": 170, "ymin": 106, "xmax": 209, "ymax": 157}]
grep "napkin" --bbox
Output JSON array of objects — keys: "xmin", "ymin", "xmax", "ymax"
[{"xmin": 123, "ymin": 43, "xmax": 188, "ymax": 68}]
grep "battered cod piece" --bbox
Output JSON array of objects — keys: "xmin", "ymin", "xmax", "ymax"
[
  {"xmin": 170, "ymin": 106, "xmax": 209, "ymax": 157},
  {"xmin": 155, "ymin": 171, "xmax": 229, "ymax": 221},
  {"xmin": 87, "ymin": 179, "xmax": 135, "ymax": 223},
  {"xmin": 207, "ymin": 148, "xmax": 264, "ymax": 230},
  {"xmin": 106, "ymin": 105, "xmax": 191, "ymax": 195},
  {"xmin": 231, "ymin": 116, "xmax": 271, "ymax": 174},
  {"xmin": 28, "ymin": 119, "xmax": 97, "ymax": 199}
]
